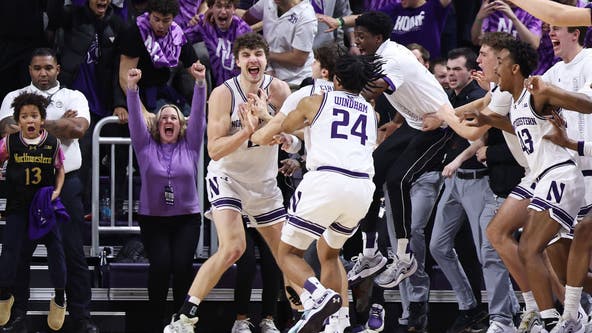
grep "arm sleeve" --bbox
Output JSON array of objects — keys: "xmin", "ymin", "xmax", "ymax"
[
  {"xmin": 126, "ymin": 89, "xmax": 152, "ymax": 149},
  {"xmin": 292, "ymin": 9, "xmax": 317, "ymax": 52},
  {"xmin": 186, "ymin": 83, "xmax": 207, "ymax": 151},
  {"xmin": 54, "ymin": 145, "xmax": 65, "ymax": 169},
  {"xmin": 248, "ymin": 0, "xmax": 264, "ymax": 21},
  {"xmin": 66, "ymin": 91, "xmax": 91, "ymax": 124}
]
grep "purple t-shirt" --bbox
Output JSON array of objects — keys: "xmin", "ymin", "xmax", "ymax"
[
  {"xmin": 481, "ymin": 7, "xmax": 542, "ymax": 40},
  {"xmin": 127, "ymin": 84, "xmax": 206, "ymax": 217},
  {"xmin": 174, "ymin": 0, "xmax": 204, "ymax": 29},
  {"xmin": 185, "ymin": 15, "xmax": 252, "ymax": 86},
  {"xmin": 379, "ymin": 0, "xmax": 450, "ymax": 59}
]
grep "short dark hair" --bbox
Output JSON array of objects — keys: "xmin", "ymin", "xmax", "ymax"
[
  {"xmin": 407, "ymin": 43, "xmax": 430, "ymax": 63},
  {"xmin": 429, "ymin": 58, "xmax": 447, "ymax": 73},
  {"xmin": 335, "ymin": 54, "xmax": 384, "ymax": 94},
  {"xmin": 504, "ymin": 39, "xmax": 539, "ymax": 78},
  {"xmin": 447, "ymin": 47, "xmax": 478, "ymax": 71},
  {"xmin": 206, "ymin": 0, "xmax": 239, "ymax": 9},
  {"xmin": 567, "ymin": 26, "xmax": 588, "ymax": 46},
  {"xmin": 147, "ymin": 0, "xmax": 180, "ymax": 16},
  {"xmin": 30, "ymin": 48, "xmax": 58, "ymax": 64},
  {"xmin": 313, "ymin": 44, "xmax": 340, "ymax": 80},
  {"xmin": 479, "ymin": 32, "xmax": 515, "ymax": 51},
  {"xmin": 11, "ymin": 92, "xmax": 49, "ymax": 121},
  {"xmin": 233, "ymin": 33, "xmax": 269, "ymax": 59},
  {"xmin": 354, "ymin": 11, "xmax": 393, "ymax": 42}
]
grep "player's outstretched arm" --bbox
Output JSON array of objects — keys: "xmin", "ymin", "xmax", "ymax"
[{"xmin": 510, "ymin": 0, "xmax": 591, "ymax": 26}]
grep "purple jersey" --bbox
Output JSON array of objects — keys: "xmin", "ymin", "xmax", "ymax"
[
  {"xmin": 379, "ymin": 0, "xmax": 449, "ymax": 59},
  {"xmin": 174, "ymin": 0, "xmax": 204, "ymax": 29},
  {"xmin": 481, "ymin": 7, "xmax": 542, "ymax": 40},
  {"xmin": 185, "ymin": 15, "xmax": 252, "ymax": 86}
]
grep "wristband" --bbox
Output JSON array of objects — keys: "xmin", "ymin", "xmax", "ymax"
[
  {"xmin": 337, "ymin": 17, "xmax": 344, "ymax": 27},
  {"xmin": 284, "ymin": 134, "xmax": 302, "ymax": 154}
]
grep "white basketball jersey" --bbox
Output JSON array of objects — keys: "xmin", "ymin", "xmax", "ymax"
[
  {"xmin": 305, "ymin": 90, "xmax": 377, "ymax": 177},
  {"xmin": 207, "ymin": 75, "xmax": 279, "ymax": 182},
  {"xmin": 542, "ymin": 48, "xmax": 592, "ymax": 172},
  {"xmin": 510, "ymin": 89, "xmax": 575, "ymax": 178},
  {"xmin": 279, "ymin": 78, "xmax": 334, "ymax": 116}
]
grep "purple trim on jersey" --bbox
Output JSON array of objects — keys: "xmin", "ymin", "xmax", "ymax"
[
  {"xmin": 329, "ymin": 222, "xmax": 357, "ymax": 235},
  {"xmin": 534, "ymin": 160, "xmax": 575, "ymax": 182},
  {"xmin": 316, "ymin": 166, "xmax": 370, "ymax": 179},
  {"xmin": 582, "ymin": 169, "xmax": 592, "ymax": 176},
  {"xmin": 310, "ymin": 92, "xmax": 328, "ymax": 126},
  {"xmin": 578, "ymin": 141, "xmax": 586, "ymax": 156},
  {"xmin": 253, "ymin": 207, "xmax": 287, "ymax": 224},
  {"xmin": 530, "ymin": 198, "xmax": 575, "ymax": 229},
  {"xmin": 287, "ymin": 215, "xmax": 324, "ymax": 236},
  {"xmin": 382, "ymin": 76, "xmax": 397, "ymax": 92},
  {"xmin": 578, "ymin": 203, "xmax": 592, "ymax": 219},
  {"xmin": 211, "ymin": 197, "xmax": 242, "ymax": 210},
  {"xmin": 510, "ymin": 186, "xmax": 533, "ymax": 199}
]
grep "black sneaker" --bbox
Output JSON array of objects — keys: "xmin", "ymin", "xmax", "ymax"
[
  {"xmin": 0, "ymin": 314, "xmax": 26, "ymax": 333},
  {"xmin": 408, "ymin": 302, "xmax": 428, "ymax": 333},
  {"xmin": 446, "ymin": 307, "xmax": 489, "ymax": 333}
]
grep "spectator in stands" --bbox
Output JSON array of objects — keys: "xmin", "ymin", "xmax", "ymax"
[
  {"xmin": 47, "ymin": 0, "xmax": 128, "ymax": 214},
  {"xmin": 242, "ymin": 0, "xmax": 317, "ymax": 87},
  {"xmin": 407, "ymin": 43, "xmax": 430, "ymax": 69},
  {"xmin": 174, "ymin": 0, "xmax": 208, "ymax": 30},
  {"xmin": 471, "ymin": 0, "xmax": 542, "ymax": 48},
  {"xmin": 320, "ymin": 0, "xmax": 452, "ymax": 59},
  {"xmin": 310, "ymin": 0, "xmax": 357, "ymax": 54},
  {"xmin": 431, "ymin": 58, "xmax": 450, "ymax": 90},
  {"xmin": 125, "ymin": 61, "xmax": 206, "ymax": 332},
  {"xmin": 0, "ymin": 93, "xmax": 67, "ymax": 332},
  {"xmin": 118, "ymin": 0, "xmax": 198, "ymax": 117},
  {"xmin": 0, "ymin": 48, "xmax": 95, "ymax": 333},
  {"xmin": 184, "ymin": 0, "xmax": 252, "ymax": 86},
  {"xmin": 0, "ymin": 1, "xmax": 50, "ymax": 100}
]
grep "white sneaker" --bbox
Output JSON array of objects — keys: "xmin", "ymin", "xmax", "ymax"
[
  {"xmin": 347, "ymin": 252, "xmax": 387, "ymax": 284},
  {"xmin": 517, "ymin": 310, "xmax": 544, "ymax": 333},
  {"xmin": 374, "ymin": 254, "xmax": 417, "ymax": 288},
  {"xmin": 231, "ymin": 318, "xmax": 254, "ymax": 333},
  {"xmin": 163, "ymin": 314, "xmax": 198, "ymax": 333},
  {"xmin": 550, "ymin": 315, "xmax": 586, "ymax": 333},
  {"xmin": 259, "ymin": 318, "xmax": 280, "ymax": 333},
  {"xmin": 487, "ymin": 321, "xmax": 517, "ymax": 333}
]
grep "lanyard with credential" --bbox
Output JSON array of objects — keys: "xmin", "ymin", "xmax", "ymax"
[{"xmin": 159, "ymin": 145, "xmax": 177, "ymax": 206}]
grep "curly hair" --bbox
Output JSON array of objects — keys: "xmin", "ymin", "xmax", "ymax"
[
  {"xmin": 479, "ymin": 32, "xmax": 515, "ymax": 51},
  {"xmin": 354, "ymin": 11, "xmax": 394, "ymax": 42},
  {"xmin": 313, "ymin": 44, "xmax": 341, "ymax": 80},
  {"xmin": 504, "ymin": 39, "xmax": 539, "ymax": 78},
  {"xmin": 334, "ymin": 54, "xmax": 384, "ymax": 94},
  {"xmin": 149, "ymin": 104, "xmax": 188, "ymax": 142},
  {"xmin": 233, "ymin": 33, "xmax": 269, "ymax": 59},
  {"xmin": 11, "ymin": 92, "xmax": 49, "ymax": 121}
]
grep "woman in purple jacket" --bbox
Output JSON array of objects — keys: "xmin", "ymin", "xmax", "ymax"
[{"xmin": 125, "ymin": 61, "xmax": 207, "ymax": 332}]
